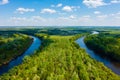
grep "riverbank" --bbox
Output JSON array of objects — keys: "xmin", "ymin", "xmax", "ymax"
[
  {"xmin": 0, "ymin": 34, "xmax": 119, "ymax": 80},
  {"xmin": 76, "ymin": 36, "xmax": 120, "ymax": 75},
  {"xmin": 84, "ymin": 33, "xmax": 120, "ymax": 62},
  {"xmin": 0, "ymin": 36, "xmax": 41, "ymax": 75},
  {"xmin": 0, "ymin": 34, "xmax": 33, "ymax": 67}
]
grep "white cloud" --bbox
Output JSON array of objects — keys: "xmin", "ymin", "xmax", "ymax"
[
  {"xmin": 62, "ymin": 6, "xmax": 73, "ymax": 12},
  {"xmin": 62, "ymin": 6, "xmax": 80, "ymax": 12},
  {"xmin": 115, "ymin": 16, "xmax": 120, "ymax": 19},
  {"xmin": 11, "ymin": 17, "xmax": 27, "ymax": 22},
  {"xmin": 11, "ymin": 16, "xmax": 45, "ymax": 22},
  {"xmin": 57, "ymin": 3, "xmax": 62, "ymax": 7},
  {"xmin": 111, "ymin": 0, "xmax": 120, "ymax": 3},
  {"xmin": 10, "ymin": 16, "xmax": 47, "ymax": 26},
  {"xmin": 31, "ymin": 16, "xmax": 46, "ymax": 22},
  {"xmin": 57, "ymin": 17, "xmax": 69, "ymax": 20},
  {"xmin": 110, "ymin": 11, "xmax": 120, "ymax": 19},
  {"xmin": 58, "ymin": 12, "xmax": 67, "ymax": 15},
  {"xmin": 55, "ymin": 17, "xmax": 78, "ymax": 26},
  {"xmin": 83, "ymin": 15, "xmax": 91, "ymax": 18},
  {"xmin": 97, "ymin": 15, "xmax": 108, "ymax": 19},
  {"xmin": 94, "ymin": 11, "xmax": 101, "ymax": 14},
  {"xmin": 83, "ymin": 0, "xmax": 107, "ymax": 8},
  {"xmin": 2, "ymin": 11, "xmax": 120, "ymax": 26},
  {"xmin": 0, "ymin": 0, "xmax": 9, "ymax": 5},
  {"xmin": 51, "ymin": 3, "xmax": 63, "ymax": 8},
  {"xmin": 16, "ymin": 8, "xmax": 35, "ymax": 14},
  {"xmin": 41, "ymin": 8, "xmax": 56, "ymax": 14},
  {"xmin": 58, "ymin": 15, "xmax": 76, "ymax": 20},
  {"xmin": 78, "ymin": 15, "xmax": 93, "ymax": 23},
  {"xmin": 69, "ymin": 15, "xmax": 76, "ymax": 19},
  {"xmin": 56, "ymin": 15, "xmax": 92, "ymax": 26},
  {"xmin": 71, "ymin": 6, "xmax": 80, "ymax": 11}
]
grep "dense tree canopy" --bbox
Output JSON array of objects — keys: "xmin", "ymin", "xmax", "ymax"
[
  {"xmin": 0, "ymin": 34, "xmax": 33, "ymax": 66},
  {"xmin": 84, "ymin": 33, "xmax": 120, "ymax": 61},
  {"xmin": 0, "ymin": 34, "xmax": 119, "ymax": 80}
]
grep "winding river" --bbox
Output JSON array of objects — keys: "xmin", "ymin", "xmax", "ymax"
[
  {"xmin": 0, "ymin": 32, "xmax": 120, "ymax": 76},
  {"xmin": 76, "ymin": 32, "xmax": 120, "ymax": 75},
  {"xmin": 0, "ymin": 36, "xmax": 41, "ymax": 75}
]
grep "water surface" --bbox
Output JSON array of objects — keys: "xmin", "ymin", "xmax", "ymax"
[
  {"xmin": 76, "ymin": 36, "xmax": 120, "ymax": 75},
  {"xmin": 0, "ymin": 36, "xmax": 41, "ymax": 75}
]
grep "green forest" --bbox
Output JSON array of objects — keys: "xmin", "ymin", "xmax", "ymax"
[
  {"xmin": 1, "ymin": 0, "xmax": 120, "ymax": 79},
  {"xmin": 84, "ymin": 32, "xmax": 120, "ymax": 61},
  {"xmin": 0, "ymin": 28, "xmax": 120, "ymax": 80},
  {"xmin": 0, "ymin": 33, "xmax": 33, "ymax": 66}
]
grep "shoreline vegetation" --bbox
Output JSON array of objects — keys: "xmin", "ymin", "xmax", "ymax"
[
  {"xmin": 0, "ymin": 34, "xmax": 33, "ymax": 66},
  {"xmin": 0, "ymin": 33, "xmax": 120, "ymax": 80},
  {"xmin": 84, "ymin": 33, "xmax": 120, "ymax": 62}
]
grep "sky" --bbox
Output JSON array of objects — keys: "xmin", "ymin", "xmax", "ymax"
[{"xmin": 0, "ymin": 0, "xmax": 120, "ymax": 26}]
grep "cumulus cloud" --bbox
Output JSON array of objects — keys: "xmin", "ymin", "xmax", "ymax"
[
  {"xmin": 97, "ymin": 15, "xmax": 108, "ymax": 20},
  {"xmin": 72, "ymin": 6, "xmax": 80, "ymax": 11},
  {"xmin": 31, "ymin": 16, "xmax": 46, "ymax": 22},
  {"xmin": 9, "ymin": 14, "xmax": 91, "ymax": 26},
  {"xmin": 94, "ymin": 11, "xmax": 101, "ymax": 14},
  {"xmin": 51, "ymin": 3, "xmax": 62, "ymax": 8},
  {"xmin": 69, "ymin": 15, "xmax": 76, "ymax": 19},
  {"xmin": 16, "ymin": 8, "xmax": 35, "ymax": 14},
  {"xmin": 11, "ymin": 17, "xmax": 27, "ymax": 22},
  {"xmin": 0, "ymin": 0, "xmax": 9, "ymax": 5},
  {"xmin": 6, "ymin": 11, "xmax": 120, "ymax": 26},
  {"xmin": 10, "ymin": 16, "xmax": 47, "ymax": 26},
  {"xmin": 111, "ymin": 0, "xmax": 120, "ymax": 3},
  {"xmin": 62, "ymin": 6, "xmax": 73, "ymax": 12},
  {"xmin": 58, "ymin": 15, "xmax": 76, "ymax": 20},
  {"xmin": 79, "ymin": 15, "xmax": 91, "ymax": 22},
  {"xmin": 57, "ymin": 3, "xmax": 63, "ymax": 7},
  {"xmin": 11, "ymin": 16, "xmax": 46, "ymax": 22},
  {"xmin": 41, "ymin": 8, "xmax": 56, "ymax": 14},
  {"xmin": 6, "ymin": 12, "xmax": 120, "ymax": 26},
  {"xmin": 82, "ymin": 15, "xmax": 91, "ymax": 18},
  {"xmin": 110, "ymin": 11, "xmax": 120, "ymax": 19},
  {"xmin": 83, "ymin": 0, "xmax": 107, "ymax": 8}
]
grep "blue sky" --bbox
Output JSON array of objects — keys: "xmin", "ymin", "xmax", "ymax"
[{"xmin": 0, "ymin": 0, "xmax": 120, "ymax": 26}]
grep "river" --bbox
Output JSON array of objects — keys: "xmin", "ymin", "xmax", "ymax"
[
  {"xmin": 0, "ymin": 36, "xmax": 41, "ymax": 75},
  {"xmin": 76, "ymin": 32, "xmax": 120, "ymax": 75},
  {"xmin": 1, "ymin": 33, "xmax": 120, "ymax": 75}
]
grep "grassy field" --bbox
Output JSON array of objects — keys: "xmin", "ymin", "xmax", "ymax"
[{"xmin": 0, "ymin": 33, "xmax": 119, "ymax": 80}]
